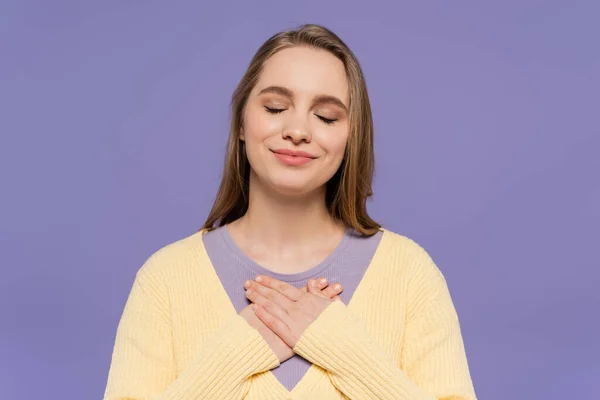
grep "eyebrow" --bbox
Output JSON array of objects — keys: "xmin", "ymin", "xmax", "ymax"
[{"xmin": 258, "ymin": 85, "xmax": 348, "ymax": 113}]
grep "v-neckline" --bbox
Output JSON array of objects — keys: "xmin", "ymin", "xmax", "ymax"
[{"xmin": 196, "ymin": 227, "xmax": 390, "ymax": 396}]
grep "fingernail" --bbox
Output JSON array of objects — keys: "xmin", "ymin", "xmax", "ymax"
[
  {"xmin": 335, "ymin": 284, "xmax": 341, "ymax": 290},
  {"xmin": 252, "ymin": 304, "xmax": 258, "ymax": 310},
  {"xmin": 320, "ymin": 278, "xmax": 327, "ymax": 284},
  {"xmin": 244, "ymin": 280, "xmax": 251, "ymax": 288},
  {"xmin": 246, "ymin": 289, "xmax": 252, "ymax": 295},
  {"xmin": 255, "ymin": 276, "xmax": 263, "ymax": 282},
  {"xmin": 311, "ymin": 279, "xmax": 317, "ymax": 287}
]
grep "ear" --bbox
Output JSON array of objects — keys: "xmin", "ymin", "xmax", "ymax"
[{"xmin": 239, "ymin": 127, "xmax": 245, "ymax": 141}]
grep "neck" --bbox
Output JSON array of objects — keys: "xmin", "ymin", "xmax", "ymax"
[{"xmin": 230, "ymin": 174, "xmax": 344, "ymax": 249}]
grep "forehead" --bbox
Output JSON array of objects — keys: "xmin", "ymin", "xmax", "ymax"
[{"xmin": 255, "ymin": 46, "xmax": 349, "ymax": 104}]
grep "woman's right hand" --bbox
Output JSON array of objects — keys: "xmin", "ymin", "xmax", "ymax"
[{"xmin": 239, "ymin": 277, "xmax": 342, "ymax": 364}]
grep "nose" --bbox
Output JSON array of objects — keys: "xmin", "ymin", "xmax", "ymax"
[{"xmin": 282, "ymin": 113, "xmax": 311, "ymax": 144}]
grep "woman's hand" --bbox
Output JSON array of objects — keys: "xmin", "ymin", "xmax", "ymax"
[
  {"xmin": 239, "ymin": 277, "xmax": 342, "ymax": 364},
  {"xmin": 245, "ymin": 276, "xmax": 343, "ymax": 349}
]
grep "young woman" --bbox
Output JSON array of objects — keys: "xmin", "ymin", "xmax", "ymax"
[{"xmin": 104, "ymin": 24, "xmax": 477, "ymax": 400}]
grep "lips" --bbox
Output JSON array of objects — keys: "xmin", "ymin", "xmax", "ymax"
[
  {"xmin": 271, "ymin": 149, "xmax": 316, "ymax": 158},
  {"xmin": 271, "ymin": 149, "xmax": 316, "ymax": 166}
]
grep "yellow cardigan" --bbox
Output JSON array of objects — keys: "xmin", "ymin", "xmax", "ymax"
[{"xmin": 104, "ymin": 229, "xmax": 477, "ymax": 399}]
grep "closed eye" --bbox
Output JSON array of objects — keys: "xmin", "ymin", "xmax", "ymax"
[
  {"xmin": 316, "ymin": 115, "xmax": 337, "ymax": 125},
  {"xmin": 266, "ymin": 107, "xmax": 337, "ymax": 125},
  {"xmin": 265, "ymin": 106, "xmax": 285, "ymax": 114}
]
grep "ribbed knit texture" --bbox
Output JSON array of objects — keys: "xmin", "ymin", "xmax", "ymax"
[
  {"xmin": 103, "ymin": 228, "xmax": 477, "ymax": 400},
  {"xmin": 203, "ymin": 225, "xmax": 382, "ymax": 391}
]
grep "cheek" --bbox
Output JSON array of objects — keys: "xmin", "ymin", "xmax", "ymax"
[
  {"xmin": 319, "ymin": 130, "xmax": 349, "ymax": 161},
  {"xmin": 243, "ymin": 106, "xmax": 280, "ymax": 143},
  {"xmin": 241, "ymin": 107, "xmax": 282, "ymax": 172}
]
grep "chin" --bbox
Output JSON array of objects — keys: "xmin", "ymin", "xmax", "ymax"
[
  {"xmin": 270, "ymin": 181, "xmax": 314, "ymax": 197},
  {"xmin": 266, "ymin": 174, "xmax": 321, "ymax": 197}
]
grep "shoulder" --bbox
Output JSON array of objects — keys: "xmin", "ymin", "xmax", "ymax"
[
  {"xmin": 379, "ymin": 228, "xmax": 454, "ymax": 317},
  {"xmin": 379, "ymin": 227, "xmax": 447, "ymax": 288},
  {"xmin": 134, "ymin": 230, "xmax": 206, "ymax": 285}
]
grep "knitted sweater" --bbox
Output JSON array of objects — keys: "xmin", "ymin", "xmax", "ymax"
[
  {"xmin": 202, "ymin": 225, "xmax": 383, "ymax": 391},
  {"xmin": 103, "ymin": 228, "xmax": 477, "ymax": 399}
]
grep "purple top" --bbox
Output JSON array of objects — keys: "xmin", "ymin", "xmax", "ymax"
[{"xmin": 202, "ymin": 225, "xmax": 383, "ymax": 391}]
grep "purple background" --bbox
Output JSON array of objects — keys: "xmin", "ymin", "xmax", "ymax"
[{"xmin": 1, "ymin": 1, "xmax": 598, "ymax": 399}]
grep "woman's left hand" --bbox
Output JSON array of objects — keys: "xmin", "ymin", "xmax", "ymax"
[{"xmin": 244, "ymin": 275, "xmax": 343, "ymax": 348}]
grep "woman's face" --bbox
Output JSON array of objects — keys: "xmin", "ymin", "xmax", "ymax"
[{"xmin": 241, "ymin": 46, "xmax": 350, "ymax": 197}]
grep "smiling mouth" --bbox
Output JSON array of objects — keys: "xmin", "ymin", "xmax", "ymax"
[
  {"xmin": 271, "ymin": 149, "xmax": 316, "ymax": 166},
  {"xmin": 271, "ymin": 149, "xmax": 316, "ymax": 158}
]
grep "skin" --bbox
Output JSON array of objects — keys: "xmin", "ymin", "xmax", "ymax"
[
  {"xmin": 232, "ymin": 46, "xmax": 351, "ymax": 363},
  {"xmin": 239, "ymin": 278, "xmax": 341, "ymax": 363},
  {"xmin": 240, "ymin": 46, "xmax": 350, "ymax": 199},
  {"xmin": 246, "ymin": 276, "xmax": 342, "ymax": 348}
]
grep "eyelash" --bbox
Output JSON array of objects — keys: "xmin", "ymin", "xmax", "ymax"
[{"xmin": 264, "ymin": 106, "xmax": 337, "ymax": 125}]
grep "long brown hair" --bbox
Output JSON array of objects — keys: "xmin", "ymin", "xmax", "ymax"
[{"xmin": 201, "ymin": 24, "xmax": 380, "ymax": 236}]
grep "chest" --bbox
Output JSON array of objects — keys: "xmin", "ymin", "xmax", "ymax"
[{"xmin": 168, "ymin": 250, "xmax": 409, "ymax": 398}]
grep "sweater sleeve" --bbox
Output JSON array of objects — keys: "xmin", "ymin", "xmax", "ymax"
[
  {"xmin": 103, "ymin": 266, "xmax": 280, "ymax": 400},
  {"xmin": 293, "ymin": 273, "xmax": 477, "ymax": 400}
]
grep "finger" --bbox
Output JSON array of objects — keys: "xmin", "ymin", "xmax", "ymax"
[
  {"xmin": 255, "ymin": 275, "xmax": 303, "ymax": 301},
  {"xmin": 299, "ymin": 277, "xmax": 328, "ymax": 293},
  {"xmin": 333, "ymin": 295, "xmax": 343, "ymax": 303},
  {"xmin": 321, "ymin": 283, "xmax": 343, "ymax": 299},
  {"xmin": 245, "ymin": 280, "xmax": 294, "ymax": 310},
  {"xmin": 246, "ymin": 286, "xmax": 291, "ymax": 322},
  {"xmin": 307, "ymin": 278, "xmax": 328, "ymax": 298},
  {"xmin": 253, "ymin": 304, "xmax": 297, "ymax": 348},
  {"xmin": 316, "ymin": 277, "xmax": 329, "ymax": 289}
]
